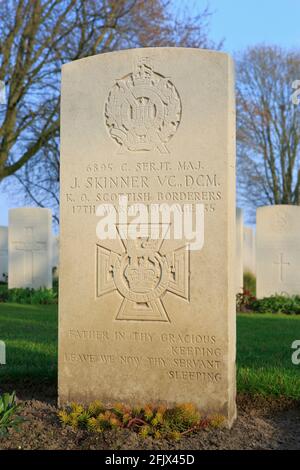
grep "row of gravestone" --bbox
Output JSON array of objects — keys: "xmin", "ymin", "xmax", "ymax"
[
  {"xmin": 0, "ymin": 208, "xmax": 59, "ymax": 288},
  {"xmin": 236, "ymin": 205, "xmax": 300, "ymax": 298},
  {"xmin": 1, "ymin": 204, "xmax": 296, "ymax": 299}
]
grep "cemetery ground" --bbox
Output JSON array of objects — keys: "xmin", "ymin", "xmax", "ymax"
[{"xmin": 0, "ymin": 304, "xmax": 300, "ymax": 450}]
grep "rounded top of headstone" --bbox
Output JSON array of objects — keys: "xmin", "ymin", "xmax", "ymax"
[
  {"xmin": 9, "ymin": 207, "xmax": 52, "ymax": 215},
  {"xmin": 257, "ymin": 204, "xmax": 300, "ymax": 212},
  {"xmin": 62, "ymin": 47, "xmax": 233, "ymax": 70},
  {"xmin": 9, "ymin": 207, "xmax": 52, "ymax": 226},
  {"xmin": 257, "ymin": 205, "xmax": 300, "ymax": 233}
]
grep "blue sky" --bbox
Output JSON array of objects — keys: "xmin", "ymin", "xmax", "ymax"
[
  {"xmin": 206, "ymin": 0, "xmax": 300, "ymax": 52},
  {"xmin": 0, "ymin": 0, "xmax": 300, "ymax": 226}
]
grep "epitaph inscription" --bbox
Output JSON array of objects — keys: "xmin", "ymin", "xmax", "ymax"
[{"xmin": 63, "ymin": 329, "xmax": 223, "ymax": 384}]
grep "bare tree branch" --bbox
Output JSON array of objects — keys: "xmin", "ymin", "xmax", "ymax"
[
  {"xmin": 236, "ymin": 45, "xmax": 300, "ymax": 221},
  {"xmin": 0, "ymin": 0, "xmax": 218, "ymax": 225}
]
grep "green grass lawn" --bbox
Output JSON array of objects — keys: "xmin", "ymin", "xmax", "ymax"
[
  {"xmin": 1, "ymin": 304, "xmax": 300, "ymax": 399},
  {"xmin": 237, "ymin": 313, "xmax": 300, "ymax": 399},
  {"xmin": 0, "ymin": 303, "xmax": 57, "ymax": 381}
]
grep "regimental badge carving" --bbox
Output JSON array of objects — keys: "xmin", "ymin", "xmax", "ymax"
[
  {"xmin": 96, "ymin": 226, "xmax": 190, "ymax": 322},
  {"xmin": 105, "ymin": 57, "xmax": 182, "ymax": 153},
  {"xmin": 272, "ymin": 212, "xmax": 289, "ymax": 232}
]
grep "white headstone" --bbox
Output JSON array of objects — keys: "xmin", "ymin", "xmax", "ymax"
[
  {"xmin": 8, "ymin": 208, "xmax": 52, "ymax": 289},
  {"xmin": 52, "ymin": 235, "xmax": 59, "ymax": 279},
  {"xmin": 256, "ymin": 205, "xmax": 300, "ymax": 298},
  {"xmin": 243, "ymin": 226, "xmax": 255, "ymax": 275},
  {"xmin": 58, "ymin": 48, "xmax": 237, "ymax": 426},
  {"xmin": 236, "ymin": 208, "xmax": 244, "ymax": 293},
  {"xmin": 0, "ymin": 226, "xmax": 8, "ymax": 282}
]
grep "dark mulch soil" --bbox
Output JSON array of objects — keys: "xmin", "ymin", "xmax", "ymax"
[{"xmin": 0, "ymin": 381, "xmax": 299, "ymax": 450}]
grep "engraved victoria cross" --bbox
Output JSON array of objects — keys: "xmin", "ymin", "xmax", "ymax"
[{"xmin": 96, "ymin": 225, "xmax": 190, "ymax": 322}]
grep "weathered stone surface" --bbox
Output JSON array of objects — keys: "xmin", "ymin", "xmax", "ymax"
[
  {"xmin": 8, "ymin": 208, "xmax": 52, "ymax": 289},
  {"xmin": 0, "ymin": 226, "xmax": 8, "ymax": 282},
  {"xmin": 256, "ymin": 205, "xmax": 300, "ymax": 298},
  {"xmin": 59, "ymin": 48, "xmax": 236, "ymax": 426}
]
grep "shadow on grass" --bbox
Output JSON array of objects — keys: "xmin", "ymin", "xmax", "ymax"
[
  {"xmin": 0, "ymin": 341, "xmax": 57, "ymax": 380},
  {"xmin": 237, "ymin": 314, "xmax": 300, "ymax": 399},
  {"xmin": 0, "ymin": 303, "xmax": 58, "ymax": 387},
  {"xmin": 0, "ymin": 304, "xmax": 57, "ymax": 340}
]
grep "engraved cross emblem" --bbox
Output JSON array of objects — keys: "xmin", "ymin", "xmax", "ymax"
[
  {"xmin": 96, "ymin": 225, "xmax": 190, "ymax": 322},
  {"xmin": 273, "ymin": 253, "xmax": 290, "ymax": 282},
  {"xmin": 12, "ymin": 227, "xmax": 46, "ymax": 286}
]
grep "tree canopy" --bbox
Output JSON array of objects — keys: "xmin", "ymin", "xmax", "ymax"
[
  {"xmin": 236, "ymin": 45, "xmax": 300, "ymax": 220},
  {"xmin": 0, "ymin": 0, "xmax": 217, "ymax": 223}
]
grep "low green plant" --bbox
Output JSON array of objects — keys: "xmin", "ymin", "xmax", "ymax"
[
  {"xmin": 0, "ymin": 274, "xmax": 8, "ymax": 284},
  {"xmin": 236, "ymin": 288, "xmax": 257, "ymax": 312},
  {"xmin": 0, "ymin": 284, "xmax": 9, "ymax": 302},
  {"xmin": 58, "ymin": 401, "xmax": 224, "ymax": 440},
  {"xmin": 29, "ymin": 288, "xmax": 58, "ymax": 305},
  {"xmin": 251, "ymin": 294, "xmax": 300, "ymax": 314},
  {"xmin": 0, "ymin": 392, "xmax": 24, "ymax": 436},
  {"xmin": 0, "ymin": 286, "xmax": 57, "ymax": 304},
  {"xmin": 243, "ymin": 271, "xmax": 256, "ymax": 296},
  {"xmin": 237, "ymin": 290, "xmax": 300, "ymax": 315},
  {"xmin": 52, "ymin": 278, "xmax": 59, "ymax": 295}
]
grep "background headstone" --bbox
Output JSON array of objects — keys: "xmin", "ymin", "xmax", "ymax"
[
  {"xmin": 236, "ymin": 208, "xmax": 244, "ymax": 293},
  {"xmin": 0, "ymin": 226, "xmax": 8, "ymax": 282},
  {"xmin": 52, "ymin": 235, "xmax": 59, "ymax": 279},
  {"xmin": 243, "ymin": 226, "xmax": 255, "ymax": 275},
  {"xmin": 0, "ymin": 340, "xmax": 6, "ymax": 365},
  {"xmin": 59, "ymin": 48, "xmax": 236, "ymax": 426},
  {"xmin": 9, "ymin": 208, "xmax": 52, "ymax": 289},
  {"xmin": 256, "ymin": 205, "xmax": 300, "ymax": 298}
]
